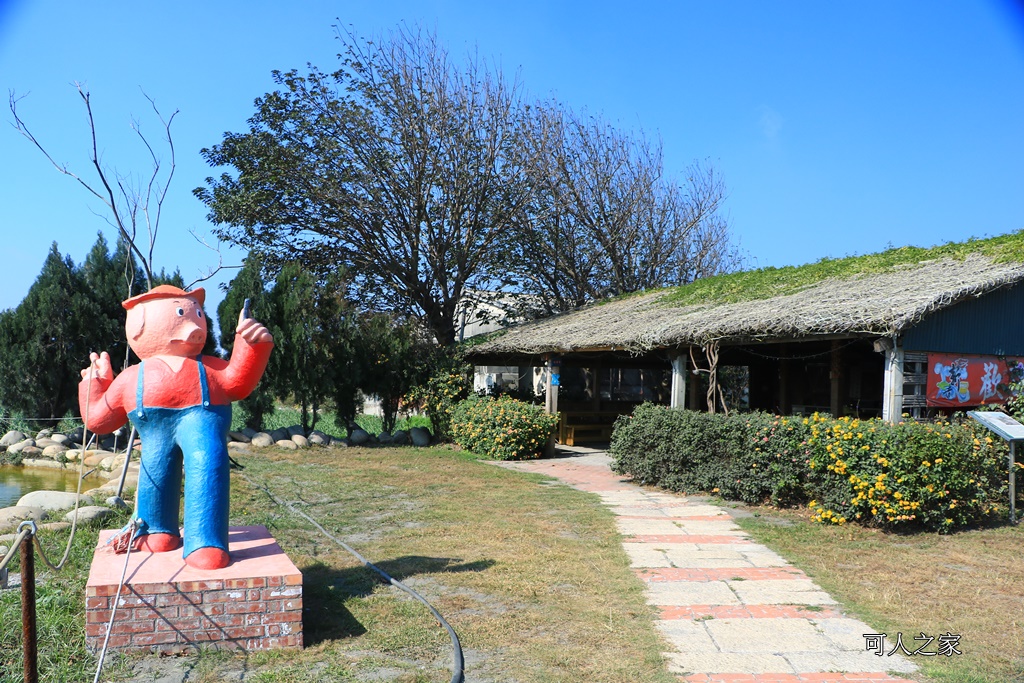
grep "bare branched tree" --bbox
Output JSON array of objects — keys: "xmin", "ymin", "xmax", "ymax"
[
  {"xmin": 509, "ymin": 101, "xmax": 740, "ymax": 316},
  {"xmin": 9, "ymin": 83, "xmax": 180, "ymax": 290}
]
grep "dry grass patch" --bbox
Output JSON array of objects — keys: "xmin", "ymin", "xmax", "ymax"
[
  {"xmin": 733, "ymin": 504, "xmax": 1024, "ymax": 683},
  {"xmin": 113, "ymin": 446, "xmax": 676, "ymax": 683}
]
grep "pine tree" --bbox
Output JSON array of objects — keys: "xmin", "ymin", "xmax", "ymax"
[
  {"xmin": 218, "ymin": 254, "xmax": 276, "ymax": 429},
  {"xmin": 0, "ymin": 243, "xmax": 96, "ymax": 421}
]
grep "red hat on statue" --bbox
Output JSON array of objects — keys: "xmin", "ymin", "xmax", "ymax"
[{"xmin": 122, "ymin": 285, "xmax": 206, "ymax": 310}]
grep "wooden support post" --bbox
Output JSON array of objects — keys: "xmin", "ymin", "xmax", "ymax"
[
  {"xmin": 589, "ymin": 363, "xmax": 602, "ymax": 411},
  {"xmin": 882, "ymin": 342, "xmax": 904, "ymax": 423},
  {"xmin": 545, "ymin": 356, "xmax": 560, "ymax": 415},
  {"xmin": 778, "ymin": 344, "xmax": 790, "ymax": 415},
  {"xmin": 670, "ymin": 354, "xmax": 687, "ymax": 409},
  {"xmin": 830, "ymin": 340, "xmax": 843, "ymax": 417}
]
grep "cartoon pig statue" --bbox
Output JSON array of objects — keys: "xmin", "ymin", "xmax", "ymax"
[{"xmin": 79, "ymin": 285, "xmax": 273, "ymax": 570}]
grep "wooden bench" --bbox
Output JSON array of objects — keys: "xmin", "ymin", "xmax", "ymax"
[{"xmin": 558, "ymin": 411, "xmax": 624, "ymax": 446}]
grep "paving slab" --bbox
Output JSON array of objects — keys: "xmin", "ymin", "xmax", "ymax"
[
  {"xmin": 726, "ymin": 578, "xmax": 838, "ymax": 606},
  {"xmin": 704, "ymin": 618, "xmax": 834, "ymax": 653},
  {"xmin": 666, "ymin": 652, "xmax": 797, "ymax": 674},
  {"xmin": 645, "ymin": 580, "xmax": 742, "ymax": 606}
]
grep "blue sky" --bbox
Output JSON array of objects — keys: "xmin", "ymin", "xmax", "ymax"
[{"xmin": 2, "ymin": 0, "xmax": 1023, "ymax": 321}]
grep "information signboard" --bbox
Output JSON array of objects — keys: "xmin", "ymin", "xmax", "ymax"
[{"xmin": 968, "ymin": 410, "xmax": 1024, "ymax": 523}]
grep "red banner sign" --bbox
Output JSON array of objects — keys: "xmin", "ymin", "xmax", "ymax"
[{"xmin": 926, "ymin": 353, "xmax": 1024, "ymax": 407}]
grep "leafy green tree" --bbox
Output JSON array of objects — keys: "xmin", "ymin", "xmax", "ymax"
[{"xmin": 195, "ymin": 25, "xmax": 530, "ymax": 345}]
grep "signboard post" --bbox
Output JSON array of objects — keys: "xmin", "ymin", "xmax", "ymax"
[{"xmin": 968, "ymin": 411, "xmax": 1024, "ymax": 524}]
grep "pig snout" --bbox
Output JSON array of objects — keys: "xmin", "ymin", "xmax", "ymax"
[{"xmin": 173, "ymin": 321, "xmax": 206, "ymax": 344}]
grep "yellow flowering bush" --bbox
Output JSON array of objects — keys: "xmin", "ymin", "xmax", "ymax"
[
  {"xmin": 806, "ymin": 415, "xmax": 1006, "ymax": 532},
  {"xmin": 451, "ymin": 395, "xmax": 558, "ymax": 460}
]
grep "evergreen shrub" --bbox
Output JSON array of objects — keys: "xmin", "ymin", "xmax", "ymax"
[
  {"xmin": 610, "ymin": 404, "xmax": 1009, "ymax": 532},
  {"xmin": 451, "ymin": 395, "xmax": 558, "ymax": 460}
]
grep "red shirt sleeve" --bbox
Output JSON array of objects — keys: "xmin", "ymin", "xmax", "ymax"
[
  {"xmin": 207, "ymin": 335, "xmax": 274, "ymax": 403},
  {"xmin": 78, "ymin": 367, "xmax": 134, "ymax": 434}
]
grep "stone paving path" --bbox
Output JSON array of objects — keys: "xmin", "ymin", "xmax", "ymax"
[{"xmin": 501, "ymin": 449, "xmax": 921, "ymax": 683}]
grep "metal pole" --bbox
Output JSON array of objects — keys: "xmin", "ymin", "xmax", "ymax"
[
  {"xmin": 114, "ymin": 425, "xmax": 137, "ymax": 500},
  {"xmin": 1011, "ymin": 441, "xmax": 1017, "ymax": 525},
  {"xmin": 20, "ymin": 528, "xmax": 37, "ymax": 683}
]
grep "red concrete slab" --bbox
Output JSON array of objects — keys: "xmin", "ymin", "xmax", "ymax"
[{"xmin": 87, "ymin": 525, "xmax": 300, "ymax": 590}]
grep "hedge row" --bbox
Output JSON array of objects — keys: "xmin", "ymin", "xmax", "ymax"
[
  {"xmin": 451, "ymin": 395, "xmax": 559, "ymax": 460},
  {"xmin": 610, "ymin": 404, "xmax": 1011, "ymax": 532}
]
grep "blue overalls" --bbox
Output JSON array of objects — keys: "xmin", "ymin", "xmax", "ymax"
[{"xmin": 128, "ymin": 357, "xmax": 232, "ymax": 560}]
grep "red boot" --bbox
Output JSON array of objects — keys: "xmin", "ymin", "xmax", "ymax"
[
  {"xmin": 185, "ymin": 547, "xmax": 230, "ymax": 570},
  {"xmin": 133, "ymin": 533, "xmax": 182, "ymax": 553}
]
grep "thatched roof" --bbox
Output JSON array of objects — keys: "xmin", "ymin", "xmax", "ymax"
[{"xmin": 468, "ymin": 238, "xmax": 1024, "ymax": 357}]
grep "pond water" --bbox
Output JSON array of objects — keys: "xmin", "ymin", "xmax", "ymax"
[{"xmin": 0, "ymin": 466, "xmax": 106, "ymax": 508}]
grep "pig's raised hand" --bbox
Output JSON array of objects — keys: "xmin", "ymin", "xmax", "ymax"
[
  {"xmin": 237, "ymin": 309, "xmax": 274, "ymax": 345},
  {"xmin": 81, "ymin": 351, "xmax": 113, "ymax": 386}
]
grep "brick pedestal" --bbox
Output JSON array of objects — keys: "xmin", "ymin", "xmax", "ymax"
[{"xmin": 85, "ymin": 525, "xmax": 302, "ymax": 653}]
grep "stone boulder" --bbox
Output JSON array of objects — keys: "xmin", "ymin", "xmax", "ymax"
[
  {"xmin": 64, "ymin": 506, "xmax": 113, "ymax": 524},
  {"xmin": 410, "ymin": 427, "xmax": 432, "ymax": 447},
  {"xmin": 241, "ymin": 427, "xmax": 258, "ymax": 439},
  {"xmin": 50, "ymin": 433, "xmax": 71, "ymax": 446},
  {"xmin": 391, "ymin": 430, "xmax": 410, "ymax": 446},
  {"xmin": 7, "ymin": 439, "xmax": 35, "ymax": 455},
  {"xmin": 0, "ymin": 430, "xmax": 25, "ymax": 447},
  {"xmin": 20, "ymin": 458, "xmax": 64, "ymax": 470},
  {"xmin": 17, "ymin": 490, "xmax": 92, "ymax": 511},
  {"xmin": 228, "ymin": 431, "xmax": 251, "ymax": 444},
  {"xmin": 377, "ymin": 431, "xmax": 394, "ymax": 445},
  {"xmin": 251, "ymin": 433, "xmax": 275, "ymax": 448},
  {"xmin": 83, "ymin": 450, "xmax": 116, "ymax": 467},
  {"xmin": 228, "ymin": 441, "xmax": 251, "ymax": 451},
  {"xmin": 42, "ymin": 444, "xmax": 69, "ymax": 458},
  {"xmin": 291, "ymin": 434, "xmax": 309, "ymax": 449},
  {"xmin": 19, "ymin": 446, "xmax": 43, "ymax": 458},
  {"xmin": 34, "ymin": 437, "xmax": 58, "ymax": 449},
  {"xmin": 349, "ymin": 428, "xmax": 371, "ymax": 445},
  {"xmin": 275, "ymin": 439, "xmax": 298, "ymax": 450},
  {"xmin": 287, "ymin": 424, "xmax": 305, "ymax": 438},
  {"xmin": 330, "ymin": 437, "xmax": 349, "ymax": 447},
  {"xmin": 270, "ymin": 428, "xmax": 290, "ymax": 443},
  {"xmin": 0, "ymin": 506, "xmax": 48, "ymax": 532},
  {"xmin": 99, "ymin": 454, "xmax": 127, "ymax": 471},
  {"xmin": 308, "ymin": 430, "xmax": 329, "ymax": 445}
]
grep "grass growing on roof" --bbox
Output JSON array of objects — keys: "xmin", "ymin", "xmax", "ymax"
[{"xmin": 660, "ymin": 229, "xmax": 1024, "ymax": 308}]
